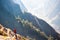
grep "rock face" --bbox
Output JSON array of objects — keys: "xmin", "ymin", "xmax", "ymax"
[{"xmin": 0, "ymin": 24, "xmax": 29, "ymax": 40}]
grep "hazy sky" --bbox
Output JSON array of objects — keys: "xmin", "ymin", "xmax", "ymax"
[{"xmin": 13, "ymin": 0, "xmax": 60, "ymax": 34}]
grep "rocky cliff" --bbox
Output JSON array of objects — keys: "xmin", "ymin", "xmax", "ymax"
[{"xmin": 0, "ymin": 24, "xmax": 29, "ymax": 40}]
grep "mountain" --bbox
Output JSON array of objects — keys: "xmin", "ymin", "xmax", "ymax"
[{"xmin": 0, "ymin": 0, "xmax": 60, "ymax": 40}]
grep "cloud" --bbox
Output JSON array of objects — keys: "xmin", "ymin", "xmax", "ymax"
[
  {"xmin": 49, "ymin": 11, "xmax": 60, "ymax": 24},
  {"xmin": 51, "ymin": 24, "xmax": 60, "ymax": 34},
  {"xmin": 21, "ymin": 0, "xmax": 49, "ymax": 12},
  {"xmin": 49, "ymin": 12, "xmax": 60, "ymax": 34},
  {"xmin": 45, "ymin": 0, "xmax": 59, "ymax": 14},
  {"xmin": 13, "ymin": 0, "xmax": 60, "ymax": 34}
]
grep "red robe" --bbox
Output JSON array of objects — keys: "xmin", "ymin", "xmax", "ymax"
[{"xmin": 13, "ymin": 28, "xmax": 16, "ymax": 34}]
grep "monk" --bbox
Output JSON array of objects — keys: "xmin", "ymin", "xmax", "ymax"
[{"xmin": 13, "ymin": 28, "xmax": 18, "ymax": 40}]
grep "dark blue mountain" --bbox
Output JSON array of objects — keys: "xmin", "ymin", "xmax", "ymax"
[{"xmin": 0, "ymin": 0, "xmax": 60, "ymax": 40}]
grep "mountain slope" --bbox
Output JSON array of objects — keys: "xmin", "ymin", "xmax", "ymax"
[{"xmin": 0, "ymin": 0, "xmax": 60, "ymax": 40}]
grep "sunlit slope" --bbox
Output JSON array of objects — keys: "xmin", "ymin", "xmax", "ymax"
[{"xmin": 0, "ymin": 24, "xmax": 29, "ymax": 40}]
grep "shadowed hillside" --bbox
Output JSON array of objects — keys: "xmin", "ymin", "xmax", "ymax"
[{"xmin": 0, "ymin": 0, "xmax": 60, "ymax": 40}]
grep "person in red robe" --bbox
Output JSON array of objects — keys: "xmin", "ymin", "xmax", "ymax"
[
  {"xmin": 13, "ymin": 28, "xmax": 17, "ymax": 40},
  {"xmin": 13, "ymin": 28, "xmax": 16, "ymax": 34}
]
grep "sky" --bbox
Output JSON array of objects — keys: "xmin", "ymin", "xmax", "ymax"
[{"xmin": 13, "ymin": 0, "xmax": 60, "ymax": 34}]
